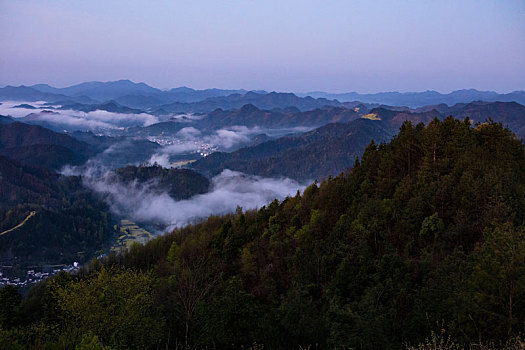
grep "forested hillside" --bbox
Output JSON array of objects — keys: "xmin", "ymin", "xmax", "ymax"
[
  {"xmin": 193, "ymin": 118, "xmax": 392, "ymax": 181},
  {"xmin": 1, "ymin": 117, "xmax": 525, "ymax": 349},
  {"xmin": 0, "ymin": 156, "xmax": 114, "ymax": 266},
  {"xmin": 0, "ymin": 122, "xmax": 96, "ymax": 170},
  {"xmin": 114, "ymin": 165, "xmax": 210, "ymax": 200}
]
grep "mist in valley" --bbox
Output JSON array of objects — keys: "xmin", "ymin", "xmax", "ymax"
[{"xmin": 62, "ymin": 162, "xmax": 305, "ymax": 233}]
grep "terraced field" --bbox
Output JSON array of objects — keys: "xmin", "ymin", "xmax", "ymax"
[{"xmin": 110, "ymin": 219, "xmax": 154, "ymax": 253}]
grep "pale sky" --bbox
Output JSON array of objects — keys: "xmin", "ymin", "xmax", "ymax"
[{"xmin": 1, "ymin": 0, "xmax": 524, "ymax": 93}]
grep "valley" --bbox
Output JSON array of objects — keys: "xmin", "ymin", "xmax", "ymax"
[
  {"xmin": 2, "ymin": 82, "xmax": 525, "ymax": 276},
  {"xmin": 2, "ymin": 1, "xmax": 524, "ymax": 347},
  {"xmin": 1, "ymin": 80, "xmax": 525, "ymax": 349}
]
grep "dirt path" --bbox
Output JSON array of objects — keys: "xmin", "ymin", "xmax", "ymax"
[{"xmin": 0, "ymin": 211, "xmax": 37, "ymax": 236}]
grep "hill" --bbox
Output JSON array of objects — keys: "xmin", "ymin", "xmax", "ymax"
[
  {"xmin": 0, "ymin": 115, "xmax": 14, "ymax": 125},
  {"xmin": 0, "ymin": 86, "xmax": 96, "ymax": 104},
  {"xmin": 125, "ymin": 104, "xmax": 362, "ymax": 138},
  {"xmin": 0, "ymin": 156, "xmax": 114, "ymax": 266},
  {"xmin": 59, "ymin": 101, "xmax": 145, "ymax": 114},
  {"xmin": 4, "ymin": 117, "xmax": 524, "ymax": 349},
  {"xmin": 301, "ymin": 89, "xmax": 525, "ymax": 107},
  {"xmin": 365, "ymin": 101, "xmax": 525, "ymax": 137},
  {"xmin": 31, "ymin": 80, "xmax": 161, "ymax": 101},
  {"xmin": 0, "ymin": 122, "xmax": 96, "ymax": 169},
  {"xmin": 445, "ymin": 101, "xmax": 525, "ymax": 138},
  {"xmin": 201, "ymin": 104, "xmax": 361, "ymax": 130},
  {"xmin": 156, "ymin": 91, "xmax": 344, "ymax": 113},
  {"xmin": 192, "ymin": 118, "xmax": 392, "ymax": 181},
  {"xmin": 114, "ymin": 165, "xmax": 210, "ymax": 200},
  {"xmin": 31, "ymin": 81, "xmax": 250, "ymax": 107}
]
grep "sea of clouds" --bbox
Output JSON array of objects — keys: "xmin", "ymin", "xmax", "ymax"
[
  {"xmin": 0, "ymin": 101, "xmax": 159, "ymax": 130},
  {"xmin": 63, "ymin": 162, "xmax": 304, "ymax": 232}
]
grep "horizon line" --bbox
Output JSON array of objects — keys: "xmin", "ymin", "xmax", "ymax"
[{"xmin": 1, "ymin": 80, "xmax": 524, "ymax": 96}]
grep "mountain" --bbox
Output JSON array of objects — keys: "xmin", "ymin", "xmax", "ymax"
[
  {"xmin": 126, "ymin": 104, "xmax": 362, "ymax": 138},
  {"xmin": 114, "ymin": 165, "xmax": 210, "ymax": 200},
  {"xmin": 0, "ymin": 86, "xmax": 96, "ymax": 104},
  {"xmin": 59, "ymin": 101, "xmax": 145, "ymax": 114},
  {"xmin": 192, "ymin": 118, "xmax": 392, "ymax": 181},
  {"xmin": 13, "ymin": 82, "xmax": 525, "ymax": 109},
  {"xmin": 202, "ymin": 104, "xmax": 361, "ymax": 130},
  {"xmin": 0, "ymin": 122, "xmax": 96, "ymax": 169},
  {"xmin": 0, "ymin": 122, "xmax": 95, "ymax": 156},
  {"xmin": 125, "ymin": 119, "xmax": 189, "ymax": 137},
  {"xmin": 366, "ymin": 107, "xmax": 443, "ymax": 128},
  {"xmin": 84, "ymin": 138, "xmax": 161, "ymax": 170},
  {"xmin": 356, "ymin": 101, "xmax": 525, "ymax": 138},
  {"xmin": 114, "ymin": 94, "xmax": 167, "ymax": 109},
  {"xmin": 12, "ymin": 103, "xmax": 37, "ymax": 109},
  {"xmin": 0, "ymin": 156, "xmax": 114, "ymax": 266},
  {"xmin": 444, "ymin": 101, "xmax": 525, "ymax": 138},
  {"xmin": 31, "ymin": 80, "xmax": 161, "ymax": 101},
  {"xmin": 7, "ymin": 118, "xmax": 524, "ymax": 349},
  {"xmin": 0, "ymin": 115, "xmax": 14, "ymax": 125},
  {"xmin": 0, "ymin": 144, "xmax": 89, "ymax": 170},
  {"xmin": 371, "ymin": 101, "xmax": 525, "ymax": 138},
  {"xmin": 300, "ymin": 89, "xmax": 525, "ymax": 107},
  {"xmin": 156, "ymin": 91, "xmax": 344, "ymax": 113},
  {"xmin": 165, "ymin": 87, "xmax": 254, "ymax": 103},
  {"xmin": 31, "ymin": 81, "xmax": 254, "ymax": 108},
  {"xmin": 190, "ymin": 106, "xmax": 448, "ymax": 181}
]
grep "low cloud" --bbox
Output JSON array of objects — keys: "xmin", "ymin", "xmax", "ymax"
[
  {"xmin": 27, "ymin": 111, "xmax": 118, "ymax": 130},
  {"xmin": 210, "ymin": 127, "xmax": 252, "ymax": 149},
  {"xmin": 176, "ymin": 126, "xmax": 201, "ymax": 139},
  {"xmin": 0, "ymin": 101, "xmax": 159, "ymax": 130},
  {"xmin": 78, "ymin": 166, "xmax": 304, "ymax": 232},
  {"xmin": 147, "ymin": 125, "xmax": 316, "ymax": 168}
]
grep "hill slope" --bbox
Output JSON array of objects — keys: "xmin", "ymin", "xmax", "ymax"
[
  {"xmin": 0, "ymin": 122, "xmax": 96, "ymax": 169},
  {"xmin": 192, "ymin": 118, "xmax": 392, "ymax": 181},
  {"xmin": 0, "ymin": 156, "xmax": 114, "ymax": 265},
  {"xmin": 114, "ymin": 165, "xmax": 210, "ymax": 200},
  {"xmin": 6, "ymin": 117, "xmax": 525, "ymax": 349}
]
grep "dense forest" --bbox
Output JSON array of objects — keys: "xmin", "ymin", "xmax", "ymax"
[
  {"xmin": 0, "ymin": 122, "xmax": 96, "ymax": 170},
  {"xmin": 114, "ymin": 165, "xmax": 210, "ymax": 200},
  {"xmin": 0, "ymin": 156, "xmax": 114, "ymax": 266},
  {"xmin": 193, "ymin": 118, "xmax": 392, "ymax": 182},
  {"xmin": 1, "ymin": 117, "xmax": 525, "ymax": 349}
]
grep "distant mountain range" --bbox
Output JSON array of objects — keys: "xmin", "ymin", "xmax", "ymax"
[
  {"xmin": 1, "ymin": 97, "xmax": 524, "ymax": 267},
  {"xmin": 299, "ymin": 89, "xmax": 525, "ymax": 107},
  {"xmin": 191, "ymin": 100, "xmax": 525, "ymax": 181},
  {"xmin": 1, "ymin": 80, "xmax": 523, "ymax": 112}
]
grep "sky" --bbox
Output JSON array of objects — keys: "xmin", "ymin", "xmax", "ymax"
[{"xmin": 0, "ymin": 0, "xmax": 524, "ymax": 93}]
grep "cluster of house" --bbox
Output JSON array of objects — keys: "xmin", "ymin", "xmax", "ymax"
[{"xmin": 0, "ymin": 262, "xmax": 79, "ymax": 287}]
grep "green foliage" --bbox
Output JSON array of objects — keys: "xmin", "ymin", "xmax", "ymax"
[
  {"xmin": 10, "ymin": 118, "xmax": 525, "ymax": 349},
  {"xmin": 57, "ymin": 267, "xmax": 164, "ymax": 349},
  {"xmin": 75, "ymin": 333, "xmax": 108, "ymax": 350},
  {"xmin": 420, "ymin": 213, "xmax": 444, "ymax": 239},
  {"xmin": 0, "ymin": 285, "xmax": 21, "ymax": 329},
  {"xmin": 452, "ymin": 223, "xmax": 525, "ymax": 341},
  {"xmin": 0, "ymin": 156, "xmax": 114, "ymax": 265},
  {"xmin": 114, "ymin": 165, "xmax": 209, "ymax": 200}
]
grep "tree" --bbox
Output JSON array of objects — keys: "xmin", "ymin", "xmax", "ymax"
[
  {"xmin": 166, "ymin": 237, "xmax": 222, "ymax": 349},
  {"xmin": 458, "ymin": 223, "xmax": 525, "ymax": 340},
  {"xmin": 0, "ymin": 285, "xmax": 21, "ymax": 329},
  {"xmin": 57, "ymin": 267, "xmax": 164, "ymax": 349}
]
